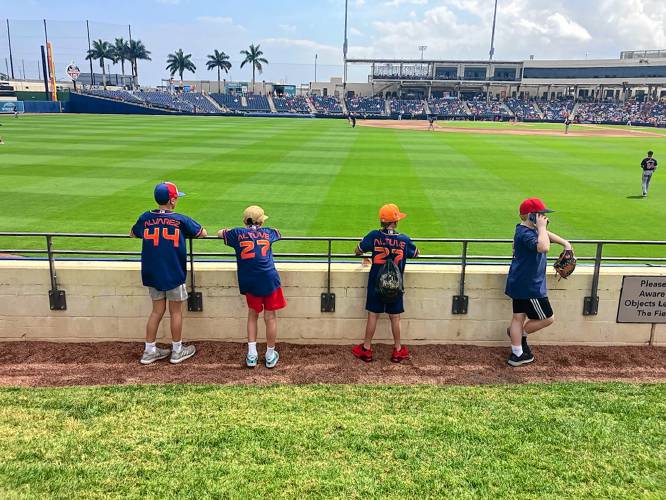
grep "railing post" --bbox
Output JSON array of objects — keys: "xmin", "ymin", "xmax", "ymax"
[
  {"xmin": 321, "ymin": 238, "xmax": 336, "ymax": 312},
  {"xmin": 187, "ymin": 238, "xmax": 203, "ymax": 312},
  {"xmin": 46, "ymin": 235, "xmax": 66, "ymax": 310},
  {"xmin": 452, "ymin": 241, "xmax": 469, "ymax": 314},
  {"xmin": 583, "ymin": 242, "xmax": 602, "ymax": 316}
]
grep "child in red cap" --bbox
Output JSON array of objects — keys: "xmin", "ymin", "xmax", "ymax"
[
  {"xmin": 505, "ymin": 198, "xmax": 572, "ymax": 367},
  {"xmin": 352, "ymin": 203, "xmax": 419, "ymax": 363}
]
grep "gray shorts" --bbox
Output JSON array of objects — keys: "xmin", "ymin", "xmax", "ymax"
[{"xmin": 148, "ymin": 284, "xmax": 188, "ymax": 302}]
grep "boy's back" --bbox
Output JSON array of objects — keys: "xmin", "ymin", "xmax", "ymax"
[
  {"xmin": 132, "ymin": 209, "xmax": 202, "ymax": 291},
  {"xmin": 505, "ymin": 223, "xmax": 547, "ymax": 299},
  {"xmin": 359, "ymin": 229, "xmax": 418, "ymax": 283},
  {"xmin": 222, "ymin": 226, "xmax": 281, "ymax": 296}
]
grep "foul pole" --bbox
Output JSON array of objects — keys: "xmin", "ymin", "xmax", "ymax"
[
  {"xmin": 343, "ymin": 0, "xmax": 348, "ymax": 92},
  {"xmin": 489, "ymin": 0, "xmax": 498, "ymax": 60}
]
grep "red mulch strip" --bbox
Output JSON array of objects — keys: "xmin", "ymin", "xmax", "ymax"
[{"xmin": 0, "ymin": 342, "xmax": 664, "ymax": 387}]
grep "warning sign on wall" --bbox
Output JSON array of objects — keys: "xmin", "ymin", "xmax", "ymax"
[{"xmin": 617, "ymin": 276, "xmax": 666, "ymax": 323}]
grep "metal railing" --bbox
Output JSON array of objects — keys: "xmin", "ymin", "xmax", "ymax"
[{"xmin": 1, "ymin": 232, "xmax": 666, "ymax": 315}]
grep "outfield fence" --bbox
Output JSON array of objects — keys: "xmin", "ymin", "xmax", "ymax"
[{"xmin": 1, "ymin": 232, "xmax": 666, "ymax": 317}]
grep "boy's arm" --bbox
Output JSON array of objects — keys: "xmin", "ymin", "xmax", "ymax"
[
  {"xmin": 356, "ymin": 232, "xmax": 373, "ymax": 255},
  {"xmin": 547, "ymin": 230, "xmax": 572, "ymax": 250},
  {"xmin": 536, "ymin": 214, "xmax": 550, "ymax": 253}
]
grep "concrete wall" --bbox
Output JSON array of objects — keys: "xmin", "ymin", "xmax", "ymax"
[{"xmin": 1, "ymin": 261, "xmax": 664, "ymax": 346}]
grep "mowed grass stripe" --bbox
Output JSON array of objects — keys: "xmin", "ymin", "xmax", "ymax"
[{"xmin": 0, "ymin": 383, "xmax": 663, "ymax": 498}]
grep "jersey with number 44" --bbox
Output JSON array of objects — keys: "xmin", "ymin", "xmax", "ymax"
[
  {"xmin": 223, "ymin": 226, "xmax": 282, "ymax": 296},
  {"xmin": 358, "ymin": 229, "xmax": 419, "ymax": 286},
  {"xmin": 132, "ymin": 210, "xmax": 203, "ymax": 291}
]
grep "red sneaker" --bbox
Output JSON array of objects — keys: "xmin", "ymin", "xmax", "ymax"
[
  {"xmin": 391, "ymin": 346, "xmax": 410, "ymax": 363},
  {"xmin": 352, "ymin": 343, "xmax": 373, "ymax": 362}
]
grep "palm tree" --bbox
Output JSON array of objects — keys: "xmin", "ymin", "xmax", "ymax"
[
  {"xmin": 206, "ymin": 50, "xmax": 232, "ymax": 93},
  {"xmin": 113, "ymin": 38, "xmax": 130, "ymax": 84},
  {"xmin": 166, "ymin": 49, "xmax": 196, "ymax": 87},
  {"xmin": 86, "ymin": 39, "xmax": 115, "ymax": 89},
  {"xmin": 128, "ymin": 39, "xmax": 151, "ymax": 88},
  {"xmin": 240, "ymin": 44, "xmax": 268, "ymax": 91}
]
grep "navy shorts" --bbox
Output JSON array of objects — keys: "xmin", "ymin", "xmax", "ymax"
[
  {"xmin": 512, "ymin": 297, "xmax": 553, "ymax": 320},
  {"xmin": 366, "ymin": 288, "xmax": 404, "ymax": 315}
]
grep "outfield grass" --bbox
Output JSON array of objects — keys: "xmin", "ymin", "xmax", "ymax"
[
  {"xmin": 1, "ymin": 114, "xmax": 665, "ymax": 258},
  {"xmin": 0, "ymin": 383, "xmax": 664, "ymax": 498}
]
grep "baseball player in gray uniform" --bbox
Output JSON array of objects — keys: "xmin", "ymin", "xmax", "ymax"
[{"xmin": 641, "ymin": 150, "xmax": 658, "ymax": 197}]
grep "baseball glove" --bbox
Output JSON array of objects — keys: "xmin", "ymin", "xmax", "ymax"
[{"xmin": 554, "ymin": 249, "xmax": 576, "ymax": 279}]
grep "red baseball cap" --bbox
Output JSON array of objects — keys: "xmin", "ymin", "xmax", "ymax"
[
  {"xmin": 154, "ymin": 182, "xmax": 185, "ymax": 204},
  {"xmin": 519, "ymin": 198, "xmax": 554, "ymax": 215}
]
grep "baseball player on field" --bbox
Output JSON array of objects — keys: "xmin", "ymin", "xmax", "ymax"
[
  {"xmin": 641, "ymin": 150, "xmax": 658, "ymax": 197},
  {"xmin": 505, "ymin": 198, "xmax": 573, "ymax": 367}
]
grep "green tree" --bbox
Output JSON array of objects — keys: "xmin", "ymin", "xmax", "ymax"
[
  {"xmin": 113, "ymin": 38, "xmax": 130, "ymax": 83},
  {"xmin": 206, "ymin": 50, "xmax": 232, "ymax": 93},
  {"xmin": 85, "ymin": 39, "xmax": 116, "ymax": 89},
  {"xmin": 166, "ymin": 49, "xmax": 197, "ymax": 86},
  {"xmin": 128, "ymin": 39, "xmax": 151, "ymax": 88},
  {"xmin": 240, "ymin": 44, "xmax": 268, "ymax": 90}
]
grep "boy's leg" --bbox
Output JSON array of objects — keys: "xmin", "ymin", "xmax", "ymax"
[
  {"xmin": 524, "ymin": 316, "xmax": 554, "ymax": 335},
  {"xmin": 168, "ymin": 300, "xmax": 183, "ymax": 342},
  {"xmin": 146, "ymin": 299, "xmax": 166, "ymax": 343},
  {"xmin": 247, "ymin": 308, "xmax": 259, "ymax": 343},
  {"xmin": 264, "ymin": 310, "xmax": 277, "ymax": 348},
  {"xmin": 509, "ymin": 313, "xmax": 526, "ymax": 349},
  {"xmin": 363, "ymin": 312, "xmax": 379, "ymax": 349},
  {"xmin": 388, "ymin": 314, "xmax": 401, "ymax": 350}
]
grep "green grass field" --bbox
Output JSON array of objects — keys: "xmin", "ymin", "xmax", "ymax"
[
  {"xmin": 1, "ymin": 114, "xmax": 666, "ymax": 259},
  {"xmin": 0, "ymin": 383, "xmax": 664, "ymax": 498}
]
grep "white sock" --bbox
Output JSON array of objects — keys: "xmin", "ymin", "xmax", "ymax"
[
  {"xmin": 145, "ymin": 342, "xmax": 156, "ymax": 353},
  {"xmin": 248, "ymin": 342, "xmax": 258, "ymax": 357},
  {"xmin": 266, "ymin": 346, "xmax": 275, "ymax": 360},
  {"xmin": 172, "ymin": 341, "xmax": 182, "ymax": 353},
  {"xmin": 511, "ymin": 345, "xmax": 523, "ymax": 357}
]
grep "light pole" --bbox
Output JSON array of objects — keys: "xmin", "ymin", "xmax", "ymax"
[
  {"xmin": 419, "ymin": 45, "xmax": 427, "ymax": 60},
  {"xmin": 489, "ymin": 0, "xmax": 498, "ymax": 60},
  {"xmin": 343, "ymin": 0, "xmax": 348, "ymax": 93},
  {"xmin": 315, "ymin": 53, "xmax": 318, "ymax": 82}
]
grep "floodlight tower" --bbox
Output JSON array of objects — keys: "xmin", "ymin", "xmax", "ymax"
[
  {"xmin": 343, "ymin": 0, "xmax": 349, "ymax": 92},
  {"xmin": 419, "ymin": 45, "xmax": 428, "ymax": 60},
  {"xmin": 489, "ymin": 0, "xmax": 498, "ymax": 60}
]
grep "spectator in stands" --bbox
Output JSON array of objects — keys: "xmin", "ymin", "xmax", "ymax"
[
  {"xmin": 218, "ymin": 206, "xmax": 285, "ymax": 369},
  {"xmin": 131, "ymin": 182, "xmax": 207, "ymax": 365},
  {"xmin": 352, "ymin": 204, "xmax": 419, "ymax": 364}
]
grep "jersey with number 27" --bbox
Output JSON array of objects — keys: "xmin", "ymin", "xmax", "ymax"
[
  {"xmin": 358, "ymin": 229, "xmax": 419, "ymax": 285},
  {"xmin": 131, "ymin": 210, "xmax": 203, "ymax": 291},
  {"xmin": 222, "ymin": 227, "xmax": 282, "ymax": 296}
]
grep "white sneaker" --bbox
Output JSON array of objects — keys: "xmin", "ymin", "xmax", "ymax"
[
  {"xmin": 170, "ymin": 344, "xmax": 196, "ymax": 364},
  {"xmin": 140, "ymin": 347, "xmax": 170, "ymax": 365},
  {"xmin": 265, "ymin": 351, "xmax": 279, "ymax": 369}
]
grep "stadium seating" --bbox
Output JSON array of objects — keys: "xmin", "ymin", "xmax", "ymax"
[
  {"xmin": 245, "ymin": 95, "xmax": 271, "ymax": 112},
  {"xmin": 89, "ymin": 89, "xmax": 145, "ymax": 105},
  {"xmin": 179, "ymin": 93, "xmax": 218, "ymax": 113},
  {"xmin": 540, "ymin": 100, "xmax": 574, "ymax": 121},
  {"xmin": 506, "ymin": 98, "xmax": 542, "ymax": 119},
  {"xmin": 210, "ymin": 93, "xmax": 244, "ymax": 111},
  {"xmin": 389, "ymin": 99, "xmax": 427, "ymax": 116},
  {"xmin": 345, "ymin": 97, "xmax": 386, "ymax": 115},
  {"xmin": 137, "ymin": 92, "xmax": 195, "ymax": 113},
  {"xmin": 273, "ymin": 96, "xmax": 310, "ymax": 113},
  {"xmin": 466, "ymin": 99, "xmax": 511, "ymax": 117},
  {"xmin": 311, "ymin": 95, "xmax": 342, "ymax": 114},
  {"xmin": 427, "ymin": 98, "xmax": 468, "ymax": 117}
]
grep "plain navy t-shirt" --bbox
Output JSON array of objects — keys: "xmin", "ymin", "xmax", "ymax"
[{"xmin": 505, "ymin": 224, "xmax": 547, "ymax": 299}]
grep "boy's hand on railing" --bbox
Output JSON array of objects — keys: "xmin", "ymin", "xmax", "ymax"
[{"xmin": 362, "ymin": 257, "xmax": 371, "ymax": 267}]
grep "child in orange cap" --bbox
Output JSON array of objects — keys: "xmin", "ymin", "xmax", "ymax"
[
  {"xmin": 218, "ymin": 206, "xmax": 285, "ymax": 369},
  {"xmin": 352, "ymin": 204, "xmax": 419, "ymax": 363}
]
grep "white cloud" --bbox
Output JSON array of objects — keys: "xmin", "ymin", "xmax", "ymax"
[
  {"xmin": 279, "ymin": 24, "xmax": 297, "ymax": 33},
  {"xmin": 197, "ymin": 16, "xmax": 234, "ymax": 25}
]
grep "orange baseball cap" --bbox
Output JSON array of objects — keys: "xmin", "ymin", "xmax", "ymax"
[{"xmin": 379, "ymin": 203, "xmax": 407, "ymax": 223}]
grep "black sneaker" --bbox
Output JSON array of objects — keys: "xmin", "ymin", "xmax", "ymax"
[
  {"xmin": 507, "ymin": 351, "xmax": 535, "ymax": 367},
  {"xmin": 521, "ymin": 336, "xmax": 532, "ymax": 358}
]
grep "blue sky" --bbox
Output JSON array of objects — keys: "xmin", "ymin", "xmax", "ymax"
[{"xmin": 1, "ymin": 0, "xmax": 664, "ymax": 86}]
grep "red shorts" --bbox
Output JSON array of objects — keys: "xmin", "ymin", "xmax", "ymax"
[{"xmin": 245, "ymin": 287, "xmax": 287, "ymax": 313}]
